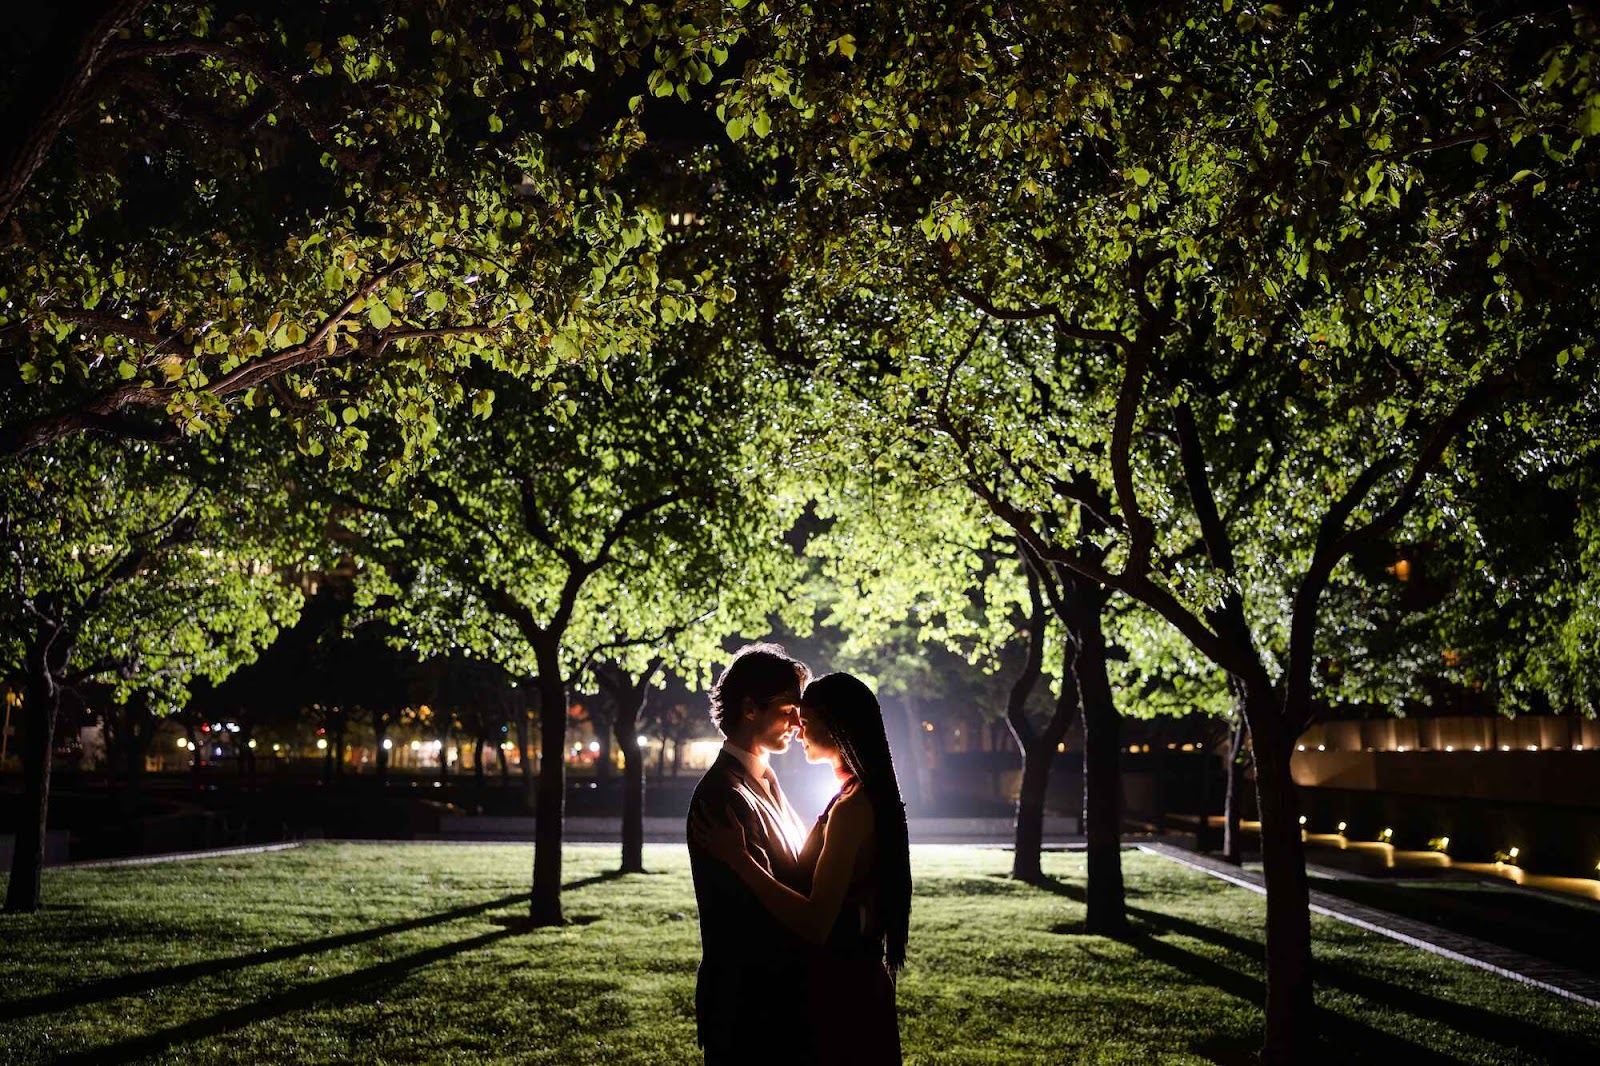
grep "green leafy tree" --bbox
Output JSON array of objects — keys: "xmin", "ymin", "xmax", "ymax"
[
  {"xmin": 1, "ymin": 434, "xmax": 303, "ymax": 910},
  {"xmin": 1, "ymin": 1, "xmax": 750, "ymax": 460},
  {"xmin": 333, "ymin": 343, "xmax": 800, "ymax": 924},
  {"xmin": 718, "ymin": 4, "xmax": 1600, "ymax": 1057}
]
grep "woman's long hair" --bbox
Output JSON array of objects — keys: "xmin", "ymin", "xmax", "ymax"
[{"xmin": 802, "ymin": 672, "xmax": 912, "ymax": 973}]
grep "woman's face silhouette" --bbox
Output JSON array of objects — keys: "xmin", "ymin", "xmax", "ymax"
[{"xmin": 797, "ymin": 705, "xmax": 841, "ymax": 769}]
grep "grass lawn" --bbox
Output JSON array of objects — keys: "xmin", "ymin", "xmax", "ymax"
[
  {"xmin": 1, "ymin": 844, "xmax": 1597, "ymax": 1065},
  {"xmin": 1308, "ymin": 876, "xmax": 1600, "ymax": 978}
]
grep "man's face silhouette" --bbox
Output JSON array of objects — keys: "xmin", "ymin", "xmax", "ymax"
[{"xmin": 748, "ymin": 688, "xmax": 802, "ymax": 756}]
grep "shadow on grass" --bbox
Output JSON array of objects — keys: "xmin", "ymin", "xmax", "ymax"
[
  {"xmin": 0, "ymin": 890, "xmax": 530, "ymax": 1023},
  {"xmin": 564, "ymin": 869, "xmax": 628, "ymax": 892},
  {"xmin": 1028, "ymin": 877, "xmax": 1596, "ymax": 1063},
  {"xmin": 1125, "ymin": 904, "xmax": 1600, "ymax": 1065},
  {"xmin": 1, "ymin": 868, "xmax": 640, "ymax": 1023},
  {"xmin": 51, "ymin": 924, "xmax": 527, "ymax": 1065}
]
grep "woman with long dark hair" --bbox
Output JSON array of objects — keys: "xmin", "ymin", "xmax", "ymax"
[{"xmin": 692, "ymin": 671, "xmax": 910, "ymax": 1063}]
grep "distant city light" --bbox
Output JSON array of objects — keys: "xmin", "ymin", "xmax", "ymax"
[
  {"xmin": 316, "ymin": 738, "xmax": 328, "ymax": 750},
  {"xmin": 588, "ymin": 741, "xmax": 600, "ymax": 753},
  {"xmin": 637, "ymin": 736, "xmax": 650, "ymax": 747},
  {"xmin": 1337, "ymin": 822, "xmax": 1347, "ymax": 833},
  {"xmin": 1474, "ymin": 745, "xmax": 1482, "ymax": 751},
  {"xmin": 382, "ymin": 738, "xmax": 393, "ymax": 751},
  {"xmin": 1445, "ymin": 746, "xmax": 1454, "ymax": 752},
  {"xmin": 175, "ymin": 737, "xmax": 188, "ymax": 749},
  {"xmin": 410, "ymin": 740, "xmax": 422, "ymax": 751},
  {"xmin": 247, "ymin": 739, "xmax": 257, "ymax": 749},
  {"xmin": 1508, "ymin": 846, "xmax": 1520, "ymax": 859},
  {"xmin": 1316, "ymin": 745, "xmax": 1325, "ymax": 752},
  {"xmin": 1298, "ymin": 815, "xmax": 1307, "ymax": 826}
]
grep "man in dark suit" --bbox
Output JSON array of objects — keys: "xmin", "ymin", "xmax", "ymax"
[{"xmin": 688, "ymin": 642, "xmax": 816, "ymax": 1065}]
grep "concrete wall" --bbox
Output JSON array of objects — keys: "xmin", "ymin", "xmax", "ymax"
[{"xmin": 1291, "ymin": 749, "xmax": 1600, "ymax": 809}]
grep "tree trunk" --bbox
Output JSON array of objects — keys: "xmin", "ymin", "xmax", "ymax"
[
  {"xmin": 373, "ymin": 709, "xmax": 389, "ymax": 785},
  {"xmin": 1074, "ymin": 594, "xmax": 1125, "ymax": 936},
  {"xmin": 1012, "ymin": 741, "xmax": 1051, "ymax": 882},
  {"xmin": 496, "ymin": 736, "xmax": 510, "ymax": 782},
  {"xmin": 617, "ymin": 711, "xmax": 645, "ymax": 875},
  {"xmin": 1222, "ymin": 708, "xmax": 1248, "ymax": 865},
  {"xmin": 514, "ymin": 706, "xmax": 536, "ymax": 813},
  {"xmin": 333, "ymin": 715, "xmax": 346, "ymax": 780},
  {"xmin": 890, "ymin": 693, "xmax": 925, "ymax": 815},
  {"xmin": 122, "ymin": 697, "xmax": 154, "ymax": 806},
  {"xmin": 531, "ymin": 642, "xmax": 567, "ymax": 925},
  {"xmin": 593, "ymin": 716, "xmax": 613, "ymax": 783},
  {"xmin": 5, "ymin": 646, "xmax": 63, "ymax": 913},
  {"xmin": 472, "ymin": 731, "xmax": 486, "ymax": 795},
  {"xmin": 655, "ymin": 731, "xmax": 668, "ymax": 783},
  {"xmin": 1249, "ymin": 695, "xmax": 1315, "ymax": 1065}
]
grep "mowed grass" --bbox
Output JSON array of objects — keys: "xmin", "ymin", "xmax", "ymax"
[{"xmin": 1, "ymin": 844, "xmax": 1597, "ymax": 1065}]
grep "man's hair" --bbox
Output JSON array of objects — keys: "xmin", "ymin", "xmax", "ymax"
[{"xmin": 708, "ymin": 643, "xmax": 810, "ymax": 735}]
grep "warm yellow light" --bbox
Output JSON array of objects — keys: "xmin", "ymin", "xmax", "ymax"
[
  {"xmin": 1317, "ymin": 744, "xmax": 1326, "ymax": 751},
  {"xmin": 316, "ymin": 738, "xmax": 328, "ymax": 750},
  {"xmin": 1439, "ymin": 837, "xmax": 1449, "ymax": 849},
  {"xmin": 1380, "ymin": 828, "xmax": 1393, "ymax": 841},
  {"xmin": 410, "ymin": 740, "xmax": 422, "ymax": 751},
  {"xmin": 921, "ymin": 721, "xmax": 934, "ymax": 733},
  {"xmin": 1056, "ymin": 742, "xmax": 1066, "ymax": 753},
  {"xmin": 382, "ymin": 738, "xmax": 393, "ymax": 751},
  {"xmin": 1297, "ymin": 744, "xmax": 1306, "ymax": 752},
  {"xmin": 1298, "ymin": 815, "xmax": 1308, "ymax": 825},
  {"xmin": 272, "ymin": 743, "xmax": 281, "ymax": 752},
  {"xmin": 1337, "ymin": 821, "xmax": 1348, "ymax": 833},
  {"xmin": 1509, "ymin": 846, "xmax": 1520, "ymax": 859},
  {"xmin": 247, "ymin": 739, "xmax": 257, "ymax": 749},
  {"xmin": 176, "ymin": 737, "xmax": 189, "ymax": 749},
  {"xmin": 1474, "ymin": 745, "xmax": 1482, "ymax": 751},
  {"xmin": 1445, "ymin": 746, "xmax": 1454, "ymax": 752}
]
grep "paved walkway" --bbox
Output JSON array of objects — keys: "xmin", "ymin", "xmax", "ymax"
[{"xmin": 1139, "ymin": 842, "xmax": 1600, "ymax": 1009}]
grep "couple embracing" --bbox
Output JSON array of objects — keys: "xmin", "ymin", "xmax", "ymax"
[{"xmin": 687, "ymin": 643, "xmax": 912, "ymax": 1065}]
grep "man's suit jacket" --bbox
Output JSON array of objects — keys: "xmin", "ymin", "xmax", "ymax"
[{"xmin": 688, "ymin": 750, "xmax": 816, "ymax": 1060}]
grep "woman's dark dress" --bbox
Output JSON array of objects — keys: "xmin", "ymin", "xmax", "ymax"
[{"xmin": 806, "ymin": 793, "xmax": 901, "ymax": 1064}]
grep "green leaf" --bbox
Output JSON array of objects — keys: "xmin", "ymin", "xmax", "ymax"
[
  {"xmin": 342, "ymin": 406, "xmax": 360, "ymax": 425},
  {"xmin": 1129, "ymin": 167, "xmax": 1152, "ymax": 187},
  {"xmin": 1470, "ymin": 143, "xmax": 1487, "ymax": 164},
  {"xmin": 426, "ymin": 291, "xmax": 448, "ymax": 313},
  {"xmin": 369, "ymin": 302, "xmax": 393, "ymax": 330}
]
